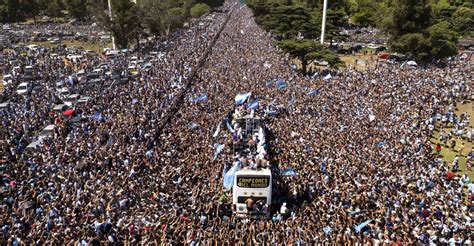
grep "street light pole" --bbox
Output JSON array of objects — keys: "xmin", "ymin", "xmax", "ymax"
[
  {"xmin": 320, "ymin": 0, "xmax": 328, "ymax": 44},
  {"xmin": 108, "ymin": 0, "xmax": 116, "ymax": 50}
]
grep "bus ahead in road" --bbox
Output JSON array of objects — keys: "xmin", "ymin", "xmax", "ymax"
[{"xmin": 233, "ymin": 168, "xmax": 272, "ymax": 217}]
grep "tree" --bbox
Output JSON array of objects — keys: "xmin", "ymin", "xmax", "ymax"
[
  {"xmin": 383, "ymin": 0, "xmax": 432, "ymax": 38},
  {"xmin": 391, "ymin": 33, "xmax": 431, "ymax": 61},
  {"xmin": 47, "ymin": 0, "xmax": 65, "ymax": 19},
  {"xmin": 4, "ymin": 0, "xmax": 22, "ymax": 22},
  {"xmin": 195, "ymin": 0, "xmax": 224, "ymax": 9},
  {"xmin": 0, "ymin": 4, "xmax": 8, "ymax": 23},
  {"xmin": 191, "ymin": 3, "xmax": 211, "ymax": 18},
  {"xmin": 350, "ymin": 0, "xmax": 378, "ymax": 27},
  {"xmin": 279, "ymin": 39, "xmax": 341, "ymax": 74},
  {"xmin": 66, "ymin": 0, "xmax": 89, "ymax": 20},
  {"xmin": 138, "ymin": 0, "xmax": 187, "ymax": 37},
  {"xmin": 325, "ymin": 8, "xmax": 349, "ymax": 46},
  {"xmin": 252, "ymin": 3, "xmax": 320, "ymax": 39},
  {"xmin": 426, "ymin": 21, "xmax": 458, "ymax": 60},
  {"xmin": 452, "ymin": 6, "xmax": 474, "ymax": 36},
  {"xmin": 97, "ymin": 0, "xmax": 142, "ymax": 49},
  {"xmin": 383, "ymin": 0, "xmax": 460, "ymax": 62}
]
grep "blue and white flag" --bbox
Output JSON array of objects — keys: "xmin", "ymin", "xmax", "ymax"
[
  {"xmin": 132, "ymin": 98, "xmax": 139, "ymax": 104},
  {"xmin": 277, "ymin": 79, "xmax": 287, "ymax": 90},
  {"xmin": 223, "ymin": 161, "xmax": 241, "ymax": 190},
  {"xmin": 307, "ymin": 89, "xmax": 320, "ymax": 97},
  {"xmin": 107, "ymin": 137, "xmax": 113, "ymax": 146},
  {"xmin": 281, "ymin": 168, "xmax": 297, "ymax": 176},
  {"xmin": 354, "ymin": 220, "xmax": 372, "ymax": 233},
  {"xmin": 266, "ymin": 80, "xmax": 274, "ymax": 88},
  {"xmin": 187, "ymin": 122, "xmax": 199, "ymax": 129},
  {"xmin": 311, "ymin": 72, "xmax": 318, "ymax": 79},
  {"xmin": 213, "ymin": 123, "xmax": 221, "ymax": 138},
  {"xmin": 90, "ymin": 112, "xmax": 103, "ymax": 122},
  {"xmin": 192, "ymin": 94, "xmax": 208, "ymax": 103},
  {"xmin": 289, "ymin": 97, "xmax": 295, "ymax": 106},
  {"xmin": 323, "ymin": 227, "xmax": 333, "ymax": 234},
  {"xmin": 377, "ymin": 141, "xmax": 386, "ymax": 148},
  {"xmin": 222, "ymin": 163, "xmax": 227, "ymax": 178},
  {"xmin": 323, "ymin": 74, "xmax": 332, "ymax": 80},
  {"xmin": 226, "ymin": 121, "xmax": 235, "ymax": 133},
  {"xmin": 235, "ymin": 92, "xmax": 252, "ymax": 105},
  {"xmin": 248, "ymin": 99, "xmax": 259, "ymax": 110},
  {"xmin": 213, "ymin": 144, "xmax": 225, "ymax": 161},
  {"xmin": 264, "ymin": 108, "xmax": 277, "ymax": 116}
]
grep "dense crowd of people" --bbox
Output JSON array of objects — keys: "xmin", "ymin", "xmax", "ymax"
[{"xmin": 1, "ymin": 1, "xmax": 472, "ymax": 244}]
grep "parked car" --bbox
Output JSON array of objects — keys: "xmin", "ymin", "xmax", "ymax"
[
  {"xmin": 2, "ymin": 74, "xmax": 12, "ymax": 86},
  {"xmin": 52, "ymin": 104, "xmax": 69, "ymax": 113},
  {"xmin": 64, "ymin": 94, "xmax": 80, "ymax": 107},
  {"xmin": 16, "ymin": 82, "xmax": 30, "ymax": 95}
]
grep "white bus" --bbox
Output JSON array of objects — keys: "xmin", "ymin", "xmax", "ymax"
[{"xmin": 233, "ymin": 168, "xmax": 272, "ymax": 217}]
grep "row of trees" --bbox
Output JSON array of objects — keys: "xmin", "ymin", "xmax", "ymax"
[
  {"xmin": 247, "ymin": 0, "xmax": 347, "ymax": 73},
  {"xmin": 0, "ymin": 0, "xmax": 224, "ymax": 49},
  {"xmin": 247, "ymin": 0, "xmax": 472, "ymax": 67},
  {"xmin": 0, "ymin": 0, "xmax": 92, "ymax": 23},
  {"xmin": 384, "ymin": 0, "xmax": 472, "ymax": 62},
  {"xmin": 102, "ymin": 0, "xmax": 223, "ymax": 48}
]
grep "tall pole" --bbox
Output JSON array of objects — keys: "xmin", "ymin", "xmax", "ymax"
[
  {"xmin": 108, "ymin": 0, "xmax": 116, "ymax": 50},
  {"xmin": 320, "ymin": 0, "xmax": 328, "ymax": 44}
]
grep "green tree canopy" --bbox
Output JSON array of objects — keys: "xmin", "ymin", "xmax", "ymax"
[
  {"xmin": 194, "ymin": 0, "xmax": 224, "ymax": 9},
  {"xmin": 191, "ymin": 3, "xmax": 211, "ymax": 18},
  {"xmin": 251, "ymin": 3, "xmax": 320, "ymax": 39},
  {"xmin": 279, "ymin": 39, "xmax": 341, "ymax": 74},
  {"xmin": 66, "ymin": 0, "xmax": 89, "ymax": 20},
  {"xmin": 452, "ymin": 6, "xmax": 474, "ymax": 36},
  {"xmin": 383, "ymin": 0, "xmax": 462, "ymax": 62}
]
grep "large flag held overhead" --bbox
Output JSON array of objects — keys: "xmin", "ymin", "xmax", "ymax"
[
  {"xmin": 223, "ymin": 161, "xmax": 241, "ymax": 190},
  {"xmin": 281, "ymin": 168, "xmax": 297, "ymax": 176},
  {"xmin": 235, "ymin": 92, "xmax": 252, "ymax": 105},
  {"xmin": 226, "ymin": 121, "xmax": 235, "ymax": 133},
  {"xmin": 266, "ymin": 80, "xmax": 274, "ymax": 88},
  {"xmin": 90, "ymin": 112, "xmax": 103, "ymax": 122},
  {"xmin": 307, "ymin": 89, "xmax": 320, "ymax": 97},
  {"xmin": 264, "ymin": 107, "xmax": 277, "ymax": 116},
  {"xmin": 213, "ymin": 123, "xmax": 221, "ymax": 138},
  {"xmin": 213, "ymin": 144, "xmax": 225, "ymax": 161},
  {"xmin": 248, "ymin": 99, "xmax": 259, "ymax": 110},
  {"xmin": 192, "ymin": 94, "xmax": 208, "ymax": 103},
  {"xmin": 354, "ymin": 220, "xmax": 372, "ymax": 233},
  {"xmin": 277, "ymin": 79, "xmax": 287, "ymax": 90}
]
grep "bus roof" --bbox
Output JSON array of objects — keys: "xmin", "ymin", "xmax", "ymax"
[{"xmin": 235, "ymin": 168, "xmax": 271, "ymax": 176}]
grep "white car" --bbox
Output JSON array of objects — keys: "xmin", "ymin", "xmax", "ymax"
[
  {"xmin": 64, "ymin": 94, "xmax": 80, "ymax": 107},
  {"xmin": 2, "ymin": 74, "xmax": 12, "ymax": 86},
  {"xmin": 16, "ymin": 82, "xmax": 29, "ymax": 95},
  {"xmin": 59, "ymin": 87, "xmax": 70, "ymax": 96},
  {"xmin": 367, "ymin": 43, "xmax": 379, "ymax": 49}
]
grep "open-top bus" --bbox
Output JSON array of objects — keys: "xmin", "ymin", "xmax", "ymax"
[{"xmin": 229, "ymin": 112, "xmax": 273, "ymax": 218}]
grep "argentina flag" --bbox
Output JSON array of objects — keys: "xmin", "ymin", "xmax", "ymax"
[{"xmin": 235, "ymin": 92, "xmax": 252, "ymax": 105}]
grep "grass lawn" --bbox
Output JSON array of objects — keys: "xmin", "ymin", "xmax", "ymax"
[
  {"xmin": 430, "ymin": 99, "xmax": 473, "ymax": 180},
  {"xmin": 27, "ymin": 40, "xmax": 112, "ymax": 53},
  {"xmin": 339, "ymin": 53, "xmax": 378, "ymax": 70}
]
